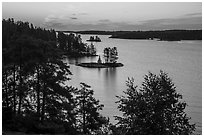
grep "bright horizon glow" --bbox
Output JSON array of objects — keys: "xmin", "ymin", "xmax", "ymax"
[{"xmin": 2, "ymin": 2, "xmax": 202, "ymax": 31}]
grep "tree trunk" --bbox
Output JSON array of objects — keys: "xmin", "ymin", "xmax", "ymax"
[
  {"xmin": 18, "ymin": 65, "xmax": 23, "ymax": 114},
  {"xmin": 82, "ymin": 88, "xmax": 86, "ymax": 134},
  {"xmin": 41, "ymin": 73, "xmax": 46, "ymax": 122},
  {"xmin": 41, "ymin": 46, "xmax": 47, "ymax": 122},
  {"xmin": 36, "ymin": 66, "xmax": 41, "ymax": 119},
  {"xmin": 18, "ymin": 46, "xmax": 23, "ymax": 115},
  {"xmin": 4, "ymin": 72, "xmax": 9, "ymax": 108},
  {"xmin": 41, "ymin": 86, "xmax": 46, "ymax": 122},
  {"xmin": 13, "ymin": 64, "xmax": 16, "ymax": 114}
]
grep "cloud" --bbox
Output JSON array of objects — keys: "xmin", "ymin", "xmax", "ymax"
[
  {"xmin": 43, "ymin": 14, "xmax": 70, "ymax": 29},
  {"xmin": 43, "ymin": 12, "xmax": 202, "ymax": 31},
  {"xmin": 79, "ymin": 12, "xmax": 88, "ymax": 15},
  {"xmin": 98, "ymin": 19, "xmax": 111, "ymax": 23},
  {"xmin": 184, "ymin": 12, "xmax": 202, "ymax": 17},
  {"xmin": 70, "ymin": 17, "xmax": 78, "ymax": 20},
  {"xmin": 137, "ymin": 15, "xmax": 201, "ymax": 30},
  {"xmin": 44, "ymin": 21, "xmax": 67, "ymax": 30},
  {"xmin": 72, "ymin": 12, "xmax": 88, "ymax": 16}
]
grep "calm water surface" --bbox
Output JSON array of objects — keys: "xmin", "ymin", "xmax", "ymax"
[{"xmin": 64, "ymin": 35, "xmax": 202, "ymax": 134}]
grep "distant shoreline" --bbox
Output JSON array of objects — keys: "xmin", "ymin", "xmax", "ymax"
[{"xmin": 59, "ymin": 30, "xmax": 202, "ymax": 41}]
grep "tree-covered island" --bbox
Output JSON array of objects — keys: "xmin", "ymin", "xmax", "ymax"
[{"xmin": 86, "ymin": 36, "xmax": 101, "ymax": 42}]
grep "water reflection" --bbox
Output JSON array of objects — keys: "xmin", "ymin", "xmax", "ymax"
[
  {"xmin": 97, "ymin": 68, "xmax": 101, "ymax": 73},
  {"xmin": 104, "ymin": 68, "xmax": 117, "ymax": 87},
  {"xmin": 67, "ymin": 56, "xmax": 98, "ymax": 64},
  {"xmin": 103, "ymin": 67, "xmax": 117, "ymax": 98}
]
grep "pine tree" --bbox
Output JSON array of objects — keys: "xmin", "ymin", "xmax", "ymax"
[
  {"xmin": 74, "ymin": 83, "xmax": 108, "ymax": 134},
  {"xmin": 2, "ymin": 19, "xmax": 78, "ymax": 134}
]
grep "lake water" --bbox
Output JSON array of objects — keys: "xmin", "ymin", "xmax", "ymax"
[{"xmin": 64, "ymin": 35, "xmax": 202, "ymax": 134}]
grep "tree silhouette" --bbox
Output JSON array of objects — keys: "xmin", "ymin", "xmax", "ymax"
[
  {"xmin": 115, "ymin": 71, "xmax": 195, "ymax": 135},
  {"xmin": 2, "ymin": 19, "xmax": 77, "ymax": 134},
  {"xmin": 2, "ymin": 18, "xmax": 111, "ymax": 134},
  {"xmin": 74, "ymin": 83, "xmax": 108, "ymax": 134}
]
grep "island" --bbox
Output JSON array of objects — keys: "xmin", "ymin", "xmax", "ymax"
[
  {"xmin": 77, "ymin": 62, "xmax": 124, "ymax": 68},
  {"xmin": 86, "ymin": 36, "xmax": 102, "ymax": 42},
  {"xmin": 77, "ymin": 47, "xmax": 124, "ymax": 68}
]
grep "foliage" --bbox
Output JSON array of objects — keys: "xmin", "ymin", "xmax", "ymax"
[
  {"xmin": 115, "ymin": 71, "xmax": 195, "ymax": 135},
  {"xmin": 74, "ymin": 83, "xmax": 109, "ymax": 134},
  {"xmin": 2, "ymin": 18, "xmax": 75, "ymax": 134},
  {"xmin": 2, "ymin": 18, "xmax": 56, "ymax": 50},
  {"xmin": 2, "ymin": 18, "xmax": 108, "ymax": 135},
  {"xmin": 2, "ymin": 33, "xmax": 77, "ymax": 134},
  {"xmin": 109, "ymin": 30, "xmax": 202, "ymax": 41},
  {"xmin": 57, "ymin": 32, "xmax": 87, "ymax": 56}
]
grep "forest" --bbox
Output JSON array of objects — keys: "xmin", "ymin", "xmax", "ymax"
[
  {"xmin": 60, "ymin": 30, "xmax": 115, "ymax": 35},
  {"xmin": 64, "ymin": 30, "xmax": 202, "ymax": 41},
  {"xmin": 109, "ymin": 30, "xmax": 202, "ymax": 41},
  {"xmin": 2, "ymin": 18, "xmax": 195, "ymax": 135},
  {"xmin": 2, "ymin": 18, "xmax": 108, "ymax": 134}
]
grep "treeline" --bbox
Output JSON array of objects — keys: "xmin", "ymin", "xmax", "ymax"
[
  {"xmin": 63, "ymin": 30, "xmax": 202, "ymax": 41},
  {"xmin": 2, "ymin": 18, "xmax": 196, "ymax": 135},
  {"xmin": 109, "ymin": 30, "xmax": 202, "ymax": 41},
  {"xmin": 3, "ymin": 18, "xmax": 94, "ymax": 58},
  {"xmin": 2, "ymin": 18, "xmax": 56, "ymax": 49},
  {"xmin": 57, "ymin": 32, "xmax": 93, "ymax": 57},
  {"xmin": 60, "ymin": 30, "xmax": 115, "ymax": 35}
]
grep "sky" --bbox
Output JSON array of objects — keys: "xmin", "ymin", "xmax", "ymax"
[{"xmin": 2, "ymin": 2, "xmax": 202, "ymax": 31}]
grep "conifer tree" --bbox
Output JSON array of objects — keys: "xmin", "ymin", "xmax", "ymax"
[{"xmin": 74, "ymin": 83, "xmax": 108, "ymax": 134}]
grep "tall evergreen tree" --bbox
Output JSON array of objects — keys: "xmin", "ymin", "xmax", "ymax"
[
  {"xmin": 74, "ymin": 83, "xmax": 108, "ymax": 134},
  {"xmin": 2, "ymin": 19, "xmax": 77, "ymax": 134}
]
